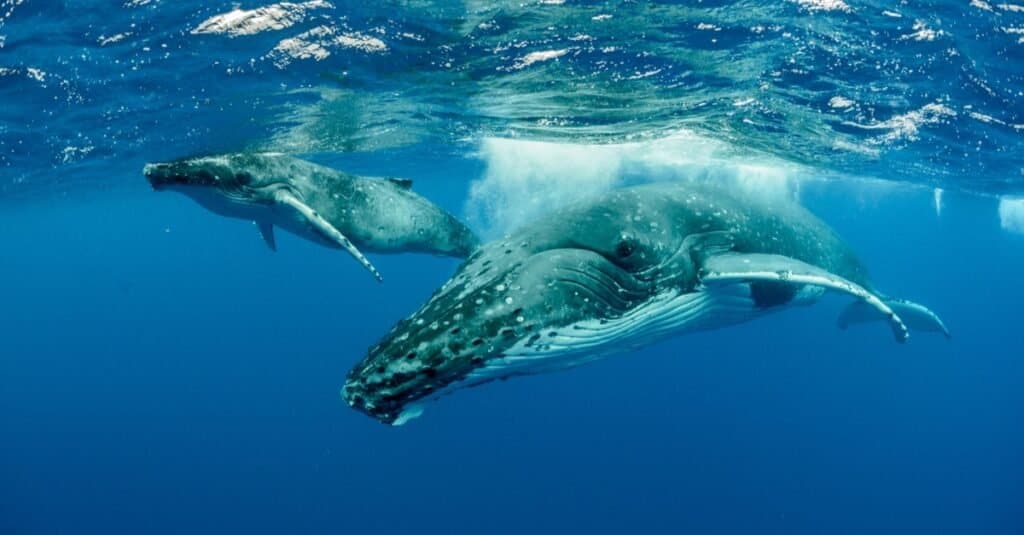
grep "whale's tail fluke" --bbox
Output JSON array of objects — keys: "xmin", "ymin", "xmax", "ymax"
[{"xmin": 838, "ymin": 297, "xmax": 950, "ymax": 339}]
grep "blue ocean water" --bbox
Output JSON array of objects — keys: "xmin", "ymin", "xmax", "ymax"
[{"xmin": 2, "ymin": 1, "xmax": 1023, "ymax": 533}]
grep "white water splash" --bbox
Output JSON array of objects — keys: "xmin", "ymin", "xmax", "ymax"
[
  {"xmin": 999, "ymin": 197, "xmax": 1024, "ymax": 234},
  {"xmin": 466, "ymin": 133, "xmax": 801, "ymax": 237}
]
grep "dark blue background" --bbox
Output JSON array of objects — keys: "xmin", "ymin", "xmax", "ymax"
[
  {"xmin": 2, "ymin": 153, "xmax": 1021, "ymax": 534},
  {"xmin": 3, "ymin": 1, "xmax": 1023, "ymax": 532}
]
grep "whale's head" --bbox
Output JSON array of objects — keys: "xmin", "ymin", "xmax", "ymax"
[
  {"xmin": 343, "ymin": 189, "xmax": 713, "ymax": 425},
  {"xmin": 144, "ymin": 154, "xmax": 295, "ymax": 217}
]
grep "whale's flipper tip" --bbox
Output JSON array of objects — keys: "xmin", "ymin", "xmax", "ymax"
[
  {"xmin": 273, "ymin": 190, "xmax": 384, "ymax": 283},
  {"xmin": 839, "ymin": 297, "xmax": 950, "ymax": 340}
]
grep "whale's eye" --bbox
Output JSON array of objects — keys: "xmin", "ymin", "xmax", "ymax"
[
  {"xmin": 235, "ymin": 172, "xmax": 253, "ymax": 185},
  {"xmin": 615, "ymin": 238, "xmax": 636, "ymax": 258}
]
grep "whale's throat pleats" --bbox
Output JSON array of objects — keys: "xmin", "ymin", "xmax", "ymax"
[{"xmin": 464, "ymin": 284, "xmax": 761, "ymax": 383}]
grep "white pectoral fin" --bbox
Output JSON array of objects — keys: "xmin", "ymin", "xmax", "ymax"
[
  {"xmin": 274, "ymin": 190, "xmax": 383, "ymax": 282},
  {"xmin": 257, "ymin": 220, "xmax": 277, "ymax": 251},
  {"xmin": 839, "ymin": 297, "xmax": 950, "ymax": 339},
  {"xmin": 700, "ymin": 253, "xmax": 909, "ymax": 343}
]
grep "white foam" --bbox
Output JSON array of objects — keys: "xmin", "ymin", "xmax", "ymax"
[
  {"xmin": 25, "ymin": 67, "xmax": 46, "ymax": 82},
  {"xmin": 267, "ymin": 25, "xmax": 386, "ymax": 67},
  {"xmin": 791, "ymin": 0, "xmax": 851, "ymax": 13},
  {"xmin": 98, "ymin": 32, "xmax": 132, "ymax": 46},
  {"xmin": 968, "ymin": 111, "xmax": 1006, "ymax": 126},
  {"xmin": 900, "ymin": 20, "xmax": 944, "ymax": 42},
  {"xmin": 511, "ymin": 49, "xmax": 568, "ymax": 70},
  {"xmin": 191, "ymin": 0, "xmax": 332, "ymax": 37},
  {"xmin": 1003, "ymin": 26, "xmax": 1024, "ymax": 44},
  {"xmin": 60, "ymin": 145, "xmax": 94, "ymax": 164},
  {"xmin": 0, "ymin": 0, "xmax": 24, "ymax": 29},
  {"xmin": 999, "ymin": 197, "xmax": 1024, "ymax": 234},
  {"xmin": 842, "ymin": 102, "xmax": 956, "ymax": 145},
  {"xmin": 829, "ymin": 96, "xmax": 855, "ymax": 108},
  {"xmin": 466, "ymin": 132, "xmax": 802, "ymax": 237}
]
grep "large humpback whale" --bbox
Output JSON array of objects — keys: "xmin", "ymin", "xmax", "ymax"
[
  {"xmin": 144, "ymin": 153, "xmax": 479, "ymax": 281},
  {"xmin": 343, "ymin": 182, "xmax": 949, "ymax": 424}
]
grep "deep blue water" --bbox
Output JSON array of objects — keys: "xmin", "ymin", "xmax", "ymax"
[{"xmin": 3, "ymin": 2, "xmax": 1024, "ymax": 534}]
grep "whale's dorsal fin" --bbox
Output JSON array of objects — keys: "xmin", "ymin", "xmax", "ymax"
[
  {"xmin": 257, "ymin": 220, "xmax": 277, "ymax": 252},
  {"xmin": 273, "ymin": 190, "xmax": 383, "ymax": 282},
  {"xmin": 386, "ymin": 178, "xmax": 413, "ymax": 190},
  {"xmin": 699, "ymin": 252, "xmax": 909, "ymax": 343}
]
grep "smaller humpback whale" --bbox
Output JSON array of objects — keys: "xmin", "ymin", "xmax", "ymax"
[
  {"xmin": 144, "ymin": 153, "xmax": 479, "ymax": 281},
  {"xmin": 342, "ymin": 182, "xmax": 949, "ymax": 425}
]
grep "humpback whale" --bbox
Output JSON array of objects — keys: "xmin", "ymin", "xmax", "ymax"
[
  {"xmin": 343, "ymin": 183, "xmax": 949, "ymax": 424},
  {"xmin": 144, "ymin": 153, "xmax": 479, "ymax": 281}
]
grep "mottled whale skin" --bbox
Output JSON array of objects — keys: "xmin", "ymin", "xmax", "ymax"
[
  {"xmin": 144, "ymin": 153, "xmax": 479, "ymax": 281},
  {"xmin": 343, "ymin": 182, "xmax": 948, "ymax": 425}
]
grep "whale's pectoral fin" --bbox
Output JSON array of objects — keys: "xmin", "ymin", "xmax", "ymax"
[
  {"xmin": 274, "ymin": 190, "xmax": 383, "ymax": 282},
  {"xmin": 699, "ymin": 252, "xmax": 909, "ymax": 343},
  {"xmin": 257, "ymin": 220, "xmax": 277, "ymax": 252},
  {"xmin": 839, "ymin": 297, "xmax": 950, "ymax": 339}
]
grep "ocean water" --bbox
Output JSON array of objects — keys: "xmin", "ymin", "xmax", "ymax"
[{"xmin": 2, "ymin": 1, "xmax": 1023, "ymax": 534}]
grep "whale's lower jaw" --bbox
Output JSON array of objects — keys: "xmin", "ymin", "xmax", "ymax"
[{"xmin": 389, "ymin": 284, "xmax": 802, "ymax": 425}]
